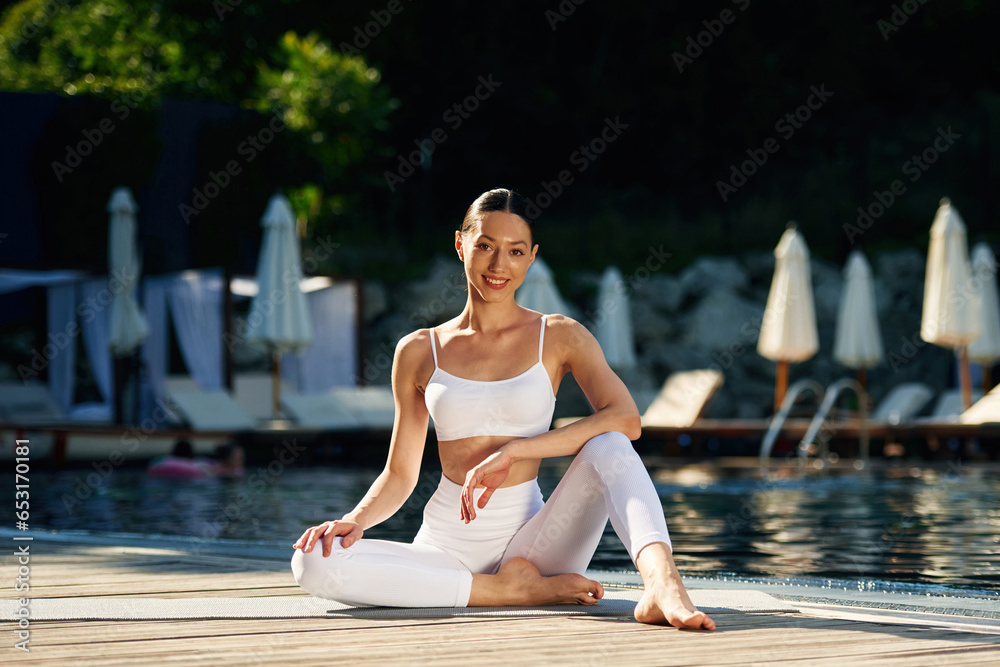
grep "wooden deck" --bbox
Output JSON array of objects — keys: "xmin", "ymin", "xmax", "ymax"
[{"xmin": 4, "ymin": 540, "xmax": 999, "ymax": 665}]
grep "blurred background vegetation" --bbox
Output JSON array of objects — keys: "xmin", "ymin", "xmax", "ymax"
[{"xmin": 1, "ymin": 0, "xmax": 998, "ymax": 288}]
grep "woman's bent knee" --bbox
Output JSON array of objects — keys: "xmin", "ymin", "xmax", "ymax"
[
  {"xmin": 290, "ymin": 539, "xmax": 349, "ymax": 600},
  {"xmin": 580, "ymin": 431, "xmax": 634, "ymax": 460}
]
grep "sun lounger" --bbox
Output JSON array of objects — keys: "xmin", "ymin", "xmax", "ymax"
[
  {"xmin": 927, "ymin": 388, "xmax": 984, "ymax": 421},
  {"xmin": 328, "ymin": 386, "xmax": 396, "ymax": 429},
  {"xmin": 164, "ymin": 378, "xmax": 256, "ymax": 431},
  {"xmin": 640, "ymin": 369, "xmax": 724, "ymax": 428},
  {"xmin": 870, "ymin": 382, "xmax": 934, "ymax": 425},
  {"xmin": 281, "ymin": 393, "xmax": 360, "ymax": 430},
  {"xmin": 554, "ymin": 369, "xmax": 724, "ymax": 430},
  {"xmin": 880, "ymin": 386, "xmax": 1000, "ymax": 452},
  {"xmin": 959, "ymin": 384, "xmax": 1000, "ymax": 424},
  {"xmin": 232, "ymin": 373, "xmax": 294, "ymax": 422},
  {"xmin": 282, "ymin": 385, "xmax": 396, "ymax": 431},
  {"xmin": 0, "ymin": 383, "xmax": 65, "ymax": 423}
]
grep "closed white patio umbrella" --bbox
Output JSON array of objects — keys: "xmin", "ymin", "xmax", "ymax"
[
  {"xmin": 920, "ymin": 198, "xmax": 978, "ymax": 409},
  {"xmin": 515, "ymin": 257, "xmax": 572, "ymax": 315},
  {"xmin": 757, "ymin": 225, "xmax": 818, "ymax": 412},
  {"xmin": 833, "ymin": 250, "xmax": 883, "ymax": 389},
  {"xmin": 246, "ymin": 194, "xmax": 313, "ymax": 417},
  {"xmin": 593, "ymin": 266, "xmax": 637, "ymax": 371},
  {"xmin": 968, "ymin": 242, "xmax": 1000, "ymax": 393},
  {"xmin": 107, "ymin": 187, "xmax": 149, "ymax": 356}
]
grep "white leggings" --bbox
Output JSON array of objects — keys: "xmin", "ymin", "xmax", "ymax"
[{"xmin": 291, "ymin": 431, "xmax": 671, "ymax": 607}]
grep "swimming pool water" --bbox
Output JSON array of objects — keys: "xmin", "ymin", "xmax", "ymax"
[{"xmin": 24, "ymin": 461, "xmax": 1000, "ymax": 593}]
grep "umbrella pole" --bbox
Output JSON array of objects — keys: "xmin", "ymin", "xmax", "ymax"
[
  {"xmin": 774, "ymin": 361, "xmax": 789, "ymax": 413},
  {"xmin": 272, "ymin": 350, "xmax": 281, "ymax": 418},
  {"xmin": 958, "ymin": 346, "xmax": 972, "ymax": 410},
  {"xmin": 856, "ymin": 367, "xmax": 867, "ymax": 392}
]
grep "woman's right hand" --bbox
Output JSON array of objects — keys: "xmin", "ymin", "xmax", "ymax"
[{"xmin": 292, "ymin": 519, "xmax": 363, "ymax": 557}]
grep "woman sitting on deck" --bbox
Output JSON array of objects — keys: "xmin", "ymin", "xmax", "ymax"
[{"xmin": 291, "ymin": 189, "xmax": 715, "ymax": 630}]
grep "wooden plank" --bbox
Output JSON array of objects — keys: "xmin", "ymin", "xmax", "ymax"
[{"xmin": 7, "ymin": 537, "xmax": 1000, "ymax": 666}]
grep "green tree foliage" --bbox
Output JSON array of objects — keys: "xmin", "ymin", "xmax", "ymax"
[
  {"xmin": 0, "ymin": 0, "xmax": 399, "ymax": 272},
  {"xmin": 251, "ymin": 31, "xmax": 399, "ymax": 242},
  {"xmin": 1, "ymin": 0, "xmax": 191, "ymax": 99}
]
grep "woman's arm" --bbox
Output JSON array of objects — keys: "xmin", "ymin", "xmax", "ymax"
[
  {"xmin": 343, "ymin": 331, "xmax": 431, "ymax": 527},
  {"xmin": 506, "ymin": 315, "xmax": 640, "ymax": 461},
  {"xmin": 294, "ymin": 331, "xmax": 431, "ymax": 553}
]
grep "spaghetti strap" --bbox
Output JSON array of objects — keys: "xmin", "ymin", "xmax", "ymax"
[
  {"xmin": 429, "ymin": 329, "xmax": 439, "ymax": 368},
  {"xmin": 537, "ymin": 315, "xmax": 547, "ymax": 363}
]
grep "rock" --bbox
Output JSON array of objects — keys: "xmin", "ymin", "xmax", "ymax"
[
  {"xmin": 744, "ymin": 251, "xmax": 776, "ymax": 285},
  {"xmin": 681, "ymin": 290, "xmax": 763, "ymax": 352},
  {"xmin": 632, "ymin": 307, "xmax": 675, "ymax": 351},
  {"xmin": 811, "ymin": 257, "xmax": 843, "ymax": 323},
  {"xmin": 633, "ymin": 274, "xmax": 683, "ymax": 313},
  {"xmin": 646, "ymin": 343, "xmax": 715, "ymax": 373},
  {"xmin": 875, "ymin": 248, "xmax": 925, "ymax": 289},
  {"xmin": 400, "ymin": 255, "xmax": 467, "ymax": 328},
  {"xmin": 679, "ymin": 256, "xmax": 750, "ymax": 298}
]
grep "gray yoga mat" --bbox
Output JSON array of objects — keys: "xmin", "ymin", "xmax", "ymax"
[{"xmin": 2, "ymin": 590, "xmax": 796, "ymax": 621}]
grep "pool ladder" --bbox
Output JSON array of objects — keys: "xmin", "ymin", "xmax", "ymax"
[{"xmin": 759, "ymin": 377, "xmax": 870, "ymax": 466}]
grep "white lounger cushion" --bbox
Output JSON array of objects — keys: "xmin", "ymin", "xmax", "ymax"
[
  {"xmin": 282, "ymin": 386, "xmax": 395, "ymax": 430},
  {"xmin": 931, "ymin": 388, "xmax": 983, "ymax": 421},
  {"xmin": 281, "ymin": 393, "xmax": 360, "ymax": 429},
  {"xmin": 960, "ymin": 384, "xmax": 1000, "ymax": 424},
  {"xmin": 167, "ymin": 390, "xmax": 256, "ymax": 431},
  {"xmin": 640, "ymin": 369, "xmax": 724, "ymax": 428},
  {"xmin": 871, "ymin": 383, "xmax": 934, "ymax": 424},
  {"xmin": 0, "ymin": 383, "xmax": 64, "ymax": 423}
]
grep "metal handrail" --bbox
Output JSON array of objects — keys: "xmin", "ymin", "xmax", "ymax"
[
  {"xmin": 759, "ymin": 378, "xmax": 825, "ymax": 462},
  {"xmin": 797, "ymin": 377, "xmax": 870, "ymax": 464}
]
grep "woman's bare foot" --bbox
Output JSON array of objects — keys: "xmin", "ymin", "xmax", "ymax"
[
  {"xmin": 469, "ymin": 557, "xmax": 604, "ymax": 606},
  {"xmin": 634, "ymin": 542, "xmax": 715, "ymax": 630},
  {"xmin": 633, "ymin": 573, "xmax": 716, "ymax": 630}
]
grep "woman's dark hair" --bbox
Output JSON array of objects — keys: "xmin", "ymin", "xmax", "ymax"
[{"xmin": 460, "ymin": 188, "xmax": 535, "ymax": 245}]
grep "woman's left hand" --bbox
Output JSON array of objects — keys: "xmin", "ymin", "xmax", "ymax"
[{"xmin": 460, "ymin": 447, "xmax": 514, "ymax": 523}]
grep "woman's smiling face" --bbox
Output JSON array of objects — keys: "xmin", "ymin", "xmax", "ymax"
[{"xmin": 456, "ymin": 211, "xmax": 537, "ymax": 301}]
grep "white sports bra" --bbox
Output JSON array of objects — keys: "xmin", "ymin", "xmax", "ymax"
[{"xmin": 424, "ymin": 316, "xmax": 556, "ymax": 441}]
